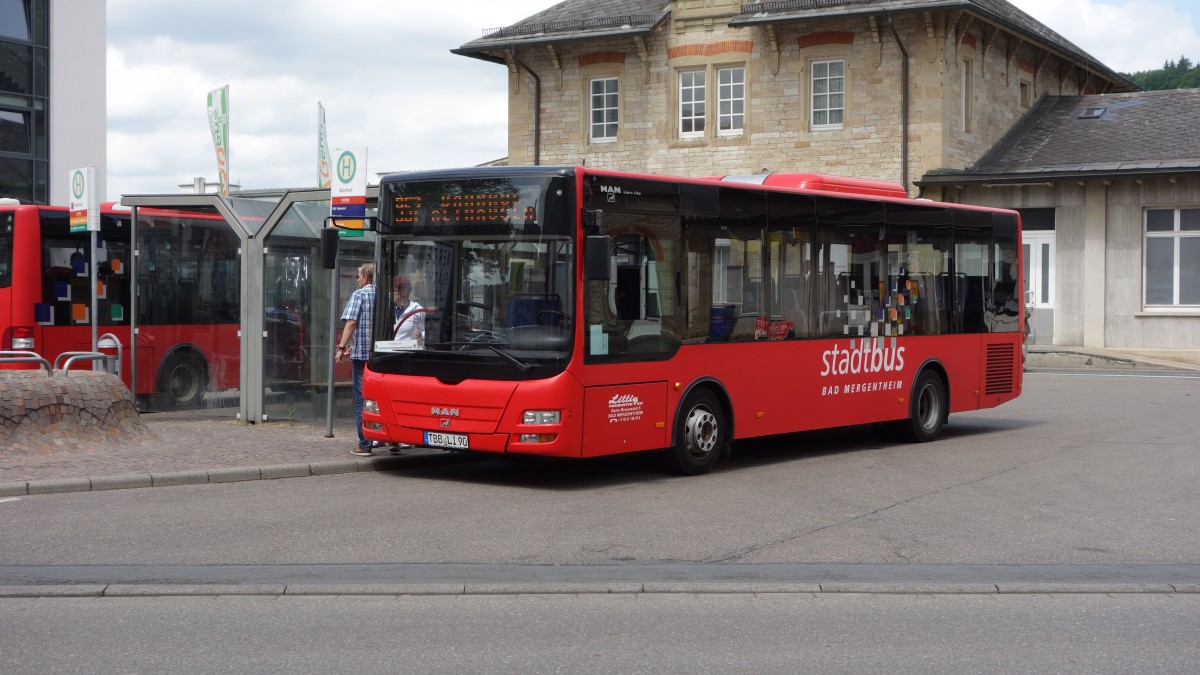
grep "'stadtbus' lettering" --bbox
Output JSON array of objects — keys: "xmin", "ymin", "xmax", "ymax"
[{"xmin": 819, "ymin": 341, "xmax": 906, "ymax": 377}]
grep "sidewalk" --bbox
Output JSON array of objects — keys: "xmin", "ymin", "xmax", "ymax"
[
  {"xmin": 0, "ymin": 411, "xmax": 444, "ymax": 495},
  {"xmin": 3, "ymin": 347, "xmax": 1197, "ymax": 496}
]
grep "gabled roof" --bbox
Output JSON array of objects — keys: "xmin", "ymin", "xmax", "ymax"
[
  {"xmin": 920, "ymin": 89, "xmax": 1200, "ymax": 185},
  {"xmin": 453, "ymin": 0, "xmax": 670, "ymax": 61},
  {"xmin": 731, "ymin": 0, "xmax": 1135, "ymax": 92}
]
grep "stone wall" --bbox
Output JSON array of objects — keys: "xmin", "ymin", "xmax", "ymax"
[
  {"xmin": 0, "ymin": 370, "xmax": 154, "ymax": 457},
  {"xmin": 503, "ymin": 10, "xmax": 1096, "ymax": 192}
]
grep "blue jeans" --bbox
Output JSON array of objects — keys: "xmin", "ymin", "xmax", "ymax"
[{"xmin": 351, "ymin": 359, "xmax": 368, "ymax": 450}]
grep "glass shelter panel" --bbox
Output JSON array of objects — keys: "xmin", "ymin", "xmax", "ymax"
[
  {"xmin": 135, "ymin": 206, "xmax": 241, "ymax": 412},
  {"xmin": 263, "ymin": 199, "xmax": 374, "ymax": 423}
]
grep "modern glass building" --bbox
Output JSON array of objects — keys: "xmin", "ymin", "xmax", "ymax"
[{"xmin": 1, "ymin": 0, "xmax": 105, "ymax": 205}]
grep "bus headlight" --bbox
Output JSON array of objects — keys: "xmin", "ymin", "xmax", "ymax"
[
  {"xmin": 522, "ymin": 410, "xmax": 560, "ymax": 425},
  {"xmin": 364, "ymin": 399, "xmax": 379, "ymax": 414}
]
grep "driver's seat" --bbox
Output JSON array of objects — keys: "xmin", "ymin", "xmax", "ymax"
[{"xmin": 504, "ymin": 294, "xmax": 562, "ymax": 328}]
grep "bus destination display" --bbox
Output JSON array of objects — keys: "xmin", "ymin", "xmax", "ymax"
[{"xmin": 394, "ymin": 192, "xmax": 522, "ymax": 226}]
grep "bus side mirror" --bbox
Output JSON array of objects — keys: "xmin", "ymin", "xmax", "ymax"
[
  {"xmin": 319, "ymin": 227, "xmax": 339, "ymax": 270},
  {"xmin": 584, "ymin": 235, "xmax": 610, "ymax": 281},
  {"xmin": 583, "ymin": 209, "xmax": 603, "ymax": 235}
]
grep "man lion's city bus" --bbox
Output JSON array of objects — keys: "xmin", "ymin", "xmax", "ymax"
[{"xmin": 346, "ymin": 166, "xmax": 1024, "ymax": 474}]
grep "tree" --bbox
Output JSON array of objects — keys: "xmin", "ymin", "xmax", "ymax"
[{"xmin": 1122, "ymin": 56, "xmax": 1200, "ymax": 90}]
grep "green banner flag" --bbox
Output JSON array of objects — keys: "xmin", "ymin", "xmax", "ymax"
[{"xmin": 207, "ymin": 85, "xmax": 230, "ymax": 197}]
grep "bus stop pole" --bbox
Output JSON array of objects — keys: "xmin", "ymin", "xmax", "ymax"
[
  {"xmin": 90, "ymin": 229, "xmax": 98, "ymax": 357},
  {"xmin": 325, "ymin": 245, "xmax": 338, "ymax": 438}
]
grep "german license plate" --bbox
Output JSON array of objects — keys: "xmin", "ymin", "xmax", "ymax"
[{"xmin": 423, "ymin": 431, "xmax": 469, "ymax": 449}]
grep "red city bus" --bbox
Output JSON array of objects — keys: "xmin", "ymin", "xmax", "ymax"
[
  {"xmin": 0, "ymin": 202, "xmax": 264, "ymax": 409},
  {"xmin": 351, "ymin": 166, "xmax": 1024, "ymax": 474}
]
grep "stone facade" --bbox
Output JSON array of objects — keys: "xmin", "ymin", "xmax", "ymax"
[{"xmin": 502, "ymin": 5, "xmax": 1102, "ymax": 195}]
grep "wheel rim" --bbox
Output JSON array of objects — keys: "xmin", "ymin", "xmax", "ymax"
[
  {"xmin": 683, "ymin": 405, "xmax": 719, "ymax": 461},
  {"xmin": 169, "ymin": 362, "xmax": 200, "ymax": 402},
  {"xmin": 916, "ymin": 381, "xmax": 941, "ymax": 431}
]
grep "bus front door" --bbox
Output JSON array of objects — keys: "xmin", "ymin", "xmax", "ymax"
[{"xmin": 581, "ymin": 382, "xmax": 668, "ymax": 457}]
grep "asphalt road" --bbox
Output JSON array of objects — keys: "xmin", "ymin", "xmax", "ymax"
[
  {"xmin": 5, "ymin": 594, "xmax": 1200, "ymax": 673},
  {"xmin": 3, "ymin": 371, "xmax": 1200, "ymax": 672},
  {"xmin": 2, "ymin": 372, "xmax": 1198, "ymax": 568}
]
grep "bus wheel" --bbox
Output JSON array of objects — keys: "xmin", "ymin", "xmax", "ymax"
[
  {"xmin": 666, "ymin": 390, "xmax": 724, "ymax": 475},
  {"xmin": 160, "ymin": 352, "xmax": 208, "ymax": 410},
  {"xmin": 902, "ymin": 370, "xmax": 946, "ymax": 443}
]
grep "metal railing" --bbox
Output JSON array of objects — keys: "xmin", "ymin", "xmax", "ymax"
[
  {"xmin": 1, "ymin": 334, "xmax": 123, "ymax": 377},
  {"xmin": 0, "ymin": 350, "xmax": 53, "ymax": 374},
  {"xmin": 739, "ymin": 0, "xmax": 872, "ymax": 14},
  {"xmin": 482, "ymin": 15, "xmax": 661, "ymax": 39},
  {"xmin": 54, "ymin": 351, "xmax": 110, "ymax": 373}
]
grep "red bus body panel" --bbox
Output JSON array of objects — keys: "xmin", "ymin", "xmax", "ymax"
[
  {"xmin": 1, "ymin": 204, "xmax": 241, "ymax": 396},
  {"xmin": 364, "ymin": 332, "xmax": 1021, "ymax": 459}
]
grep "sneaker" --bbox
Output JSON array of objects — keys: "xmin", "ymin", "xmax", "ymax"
[
  {"xmin": 396, "ymin": 443, "xmax": 414, "ymax": 449},
  {"xmin": 351, "ymin": 448, "xmax": 373, "ymax": 457}
]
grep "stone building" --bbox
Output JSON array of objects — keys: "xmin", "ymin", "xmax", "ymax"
[{"xmin": 455, "ymin": 0, "xmax": 1199, "ymax": 361}]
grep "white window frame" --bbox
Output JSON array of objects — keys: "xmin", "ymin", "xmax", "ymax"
[
  {"xmin": 717, "ymin": 66, "xmax": 745, "ymax": 136},
  {"xmin": 1144, "ymin": 207, "xmax": 1200, "ymax": 308},
  {"xmin": 679, "ymin": 70, "xmax": 707, "ymax": 138},
  {"xmin": 589, "ymin": 77, "xmax": 619, "ymax": 143},
  {"xmin": 810, "ymin": 59, "xmax": 845, "ymax": 130}
]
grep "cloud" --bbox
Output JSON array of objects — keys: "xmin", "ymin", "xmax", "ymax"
[
  {"xmin": 105, "ymin": 0, "xmax": 550, "ymax": 199},
  {"xmin": 1008, "ymin": 0, "xmax": 1200, "ymax": 72},
  {"xmin": 107, "ymin": 0, "xmax": 1200, "ymax": 200}
]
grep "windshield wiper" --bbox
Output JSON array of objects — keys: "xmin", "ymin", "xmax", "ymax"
[
  {"xmin": 423, "ymin": 340, "xmax": 531, "ymax": 372},
  {"xmin": 486, "ymin": 345, "xmax": 532, "ymax": 372}
]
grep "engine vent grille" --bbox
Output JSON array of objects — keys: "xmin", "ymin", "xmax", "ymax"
[{"xmin": 985, "ymin": 343, "xmax": 1016, "ymax": 395}]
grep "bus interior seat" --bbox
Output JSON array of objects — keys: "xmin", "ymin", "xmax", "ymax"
[
  {"xmin": 783, "ymin": 289, "xmax": 809, "ymax": 337},
  {"xmin": 504, "ymin": 293, "xmax": 562, "ymax": 328},
  {"xmin": 962, "ymin": 276, "xmax": 988, "ymax": 332}
]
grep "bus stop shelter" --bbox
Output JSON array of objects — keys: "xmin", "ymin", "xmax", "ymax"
[{"xmin": 120, "ymin": 187, "xmax": 379, "ymax": 425}]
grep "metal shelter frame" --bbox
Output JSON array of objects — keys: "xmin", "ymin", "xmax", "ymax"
[{"xmin": 121, "ymin": 186, "xmax": 380, "ymax": 424}]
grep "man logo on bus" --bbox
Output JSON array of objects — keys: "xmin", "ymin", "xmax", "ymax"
[{"xmin": 337, "ymin": 151, "xmax": 357, "ymax": 184}]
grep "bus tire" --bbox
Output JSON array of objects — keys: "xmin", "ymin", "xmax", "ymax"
[
  {"xmin": 902, "ymin": 369, "xmax": 947, "ymax": 443},
  {"xmin": 159, "ymin": 351, "xmax": 208, "ymax": 410},
  {"xmin": 665, "ymin": 389, "xmax": 724, "ymax": 475}
]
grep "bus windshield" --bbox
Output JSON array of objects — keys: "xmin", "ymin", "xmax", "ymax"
[{"xmin": 373, "ymin": 174, "xmax": 575, "ymax": 377}]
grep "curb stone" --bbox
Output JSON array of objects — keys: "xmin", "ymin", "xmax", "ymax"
[
  {"xmin": 2, "ymin": 582, "xmax": 1199, "ymax": 598},
  {"xmin": 14, "ymin": 457, "xmax": 391, "ymax": 497},
  {"xmin": 0, "ymin": 482, "xmax": 28, "ymax": 497}
]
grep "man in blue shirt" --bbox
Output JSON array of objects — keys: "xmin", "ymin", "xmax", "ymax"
[{"xmin": 335, "ymin": 263, "xmax": 375, "ymax": 455}]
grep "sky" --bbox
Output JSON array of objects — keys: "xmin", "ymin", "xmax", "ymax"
[{"xmin": 104, "ymin": 0, "xmax": 1200, "ymax": 201}]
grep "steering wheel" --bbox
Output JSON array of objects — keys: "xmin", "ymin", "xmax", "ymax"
[
  {"xmin": 537, "ymin": 309, "xmax": 571, "ymax": 328},
  {"xmin": 393, "ymin": 307, "xmax": 437, "ymax": 340}
]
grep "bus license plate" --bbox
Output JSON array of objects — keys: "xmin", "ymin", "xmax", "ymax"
[{"xmin": 424, "ymin": 431, "xmax": 469, "ymax": 450}]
